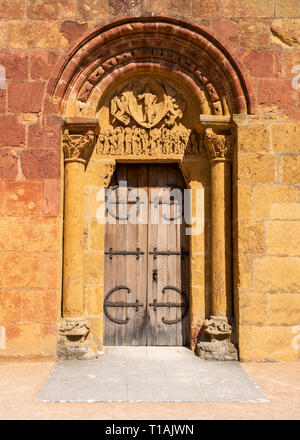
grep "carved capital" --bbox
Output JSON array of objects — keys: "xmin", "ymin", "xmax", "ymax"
[
  {"xmin": 202, "ymin": 315, "xmax": 232, "ymax": 342},
  {"xmin": 204, "ymin": 129, "xmax": 234, "ymax": 162},
  {"xmin": 63, "ymin": 130, "xmax": 96, "ymax": 164}
]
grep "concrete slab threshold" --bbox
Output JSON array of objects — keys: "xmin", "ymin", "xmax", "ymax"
[{"xmin": 37, "ymin": 347, "xmax": 268, "ymax": 403}]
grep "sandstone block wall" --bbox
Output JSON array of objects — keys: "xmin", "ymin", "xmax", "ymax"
[
  {"xmin": 235, "ymin": 117, "xmax": 300, "ymax": 360},
  {"xmin": 0, "ymin": 0, "xmax": 300, "ymax": 360}
]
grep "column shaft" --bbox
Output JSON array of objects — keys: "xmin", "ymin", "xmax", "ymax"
[
  {"xmin": 210, "ymin": 159, "xmax": 232, "ymax": 317},
  {"xmin": 63, "ymin": 161, "xmax": 85, "ymax": 317}
]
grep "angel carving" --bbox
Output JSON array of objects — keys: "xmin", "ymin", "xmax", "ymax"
[
  {"xmin": 164, "ymin": 95, "xmax": 185, "ymax": 127},
  {"xmin": 111, "ymin": 94, "xmax": 130, "ymax": 125}
]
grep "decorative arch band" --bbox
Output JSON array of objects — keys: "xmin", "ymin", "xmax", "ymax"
[{"xmin": 48, "ymin": 16, "xmax": 255, "ymax": 118}]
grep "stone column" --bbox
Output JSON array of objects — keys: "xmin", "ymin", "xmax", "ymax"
[
  {"xmin": 196, "ymin": 128, "xmax": 238, "ymax": 361},
  {"xmin": 59, "ymin": 120, "xmax": 98, "ymax": 359}
]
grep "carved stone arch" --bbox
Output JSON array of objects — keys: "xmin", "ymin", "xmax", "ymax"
[
  {"xmin": 47, "ymin": 16, "xmax": 254, "ymax": 120},
  {"xmin": 53, "ymin": 16, "xmax": 251, "ymax": 360}
]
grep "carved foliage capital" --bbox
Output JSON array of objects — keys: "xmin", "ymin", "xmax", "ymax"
[
  {"xmin": 204, "ymin": 129, "xmax": 235, "ymax": 162},
  {"xmin": 63, "ymin": 130, "xmax": 96, "ymax": 164}
]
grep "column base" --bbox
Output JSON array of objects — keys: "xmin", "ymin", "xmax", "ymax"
[
  {"xmin": 195, "ymin": 315, "xmax": 238, "ymax": 361},
  {"xmin": 195, "ymin": 341, "xmax": 238, "ymax": 361},
  {"xmin": 57, "ymin": 317, "xmax": 99, "ymax": 360},
  {"xmin": 57, "ymin": 343, "xmax": 98, "ymax": 360}
]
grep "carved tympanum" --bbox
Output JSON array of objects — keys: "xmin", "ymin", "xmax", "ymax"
[
  {"xmin": 111, "ymin": 78, "xmax": 186, "ymax": 129},
  {"xmin": 204, "ymin": 129, "xmax": 234, "ymax": 161},
  {"xmin": 96, "ymin": 78, "xmax": 204, "ymax": 157},
  {"xmin": 202, "ymin": 316, "xmax": 232, "ymax": 342},
  {"xmin": 63, "ymin": 130, "xmax": 96, "ymax": 164}
]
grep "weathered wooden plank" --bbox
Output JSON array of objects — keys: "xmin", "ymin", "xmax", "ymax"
[{"xmin": 104, "ymin": 163, "xmax": 190, "ymax": 346}]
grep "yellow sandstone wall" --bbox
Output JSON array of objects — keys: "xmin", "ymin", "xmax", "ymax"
[
  {"xmin": 0, "ymin": 0, "xmax": 299, "ymax": 360},
  {"xmin": 235, "ymin": 117, "xmax": 300, "ymax": 361}
]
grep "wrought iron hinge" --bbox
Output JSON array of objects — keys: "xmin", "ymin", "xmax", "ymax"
[
  {"xmin": 104, "ymin": 286, "xmax": 144, "ymax": 325},
  {"xmin": 105, "ymin": 247, "xmax": 145, "ymax": 259},
  {"xmin": 149, "ymin": 247, "xmax": 189, "ymax": 259},
  {"xmin": 149, "ymin": 286, "xmax": 189, "ymax": 325}
]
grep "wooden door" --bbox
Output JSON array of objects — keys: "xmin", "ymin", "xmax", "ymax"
[{"xmin": 104, "ymin": 164, "xmax": 189, "ymax": 346}]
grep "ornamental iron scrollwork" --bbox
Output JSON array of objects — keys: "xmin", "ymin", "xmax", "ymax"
[
  {"xmin": 104, "ymin": 286, "xmax": 144, "ymax": 325},
  {"xmin": 149, "ymin": 286, "xmax": 189, "ymax": 325}
]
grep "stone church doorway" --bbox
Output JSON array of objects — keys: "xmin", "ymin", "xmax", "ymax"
[
  {"xmin": 53, "ymin": 16, "xmax": 254, "ymax": 360},
  {"xmin": 104, "ymin": 163, "xmax": 190, "ymax": 346}
]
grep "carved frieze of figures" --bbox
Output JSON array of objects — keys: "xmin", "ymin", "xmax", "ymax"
[
  {"xmin": 95, "ymin": 126, "xmax": 203, "ymax": 157},
  {"xmin": 110, "ymin": 78, "xmax": 186, "ymax": 129}
]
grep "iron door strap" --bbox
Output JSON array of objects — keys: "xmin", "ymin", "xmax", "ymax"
[
  {"xmin": 105, "ymin": 247, "xmax": 144, "ymax": 260},
  {"xmin": 104, "ymin": 285, "xmax": 144, "ymax": 325},
  {"xmin": 149, "ymin": 286, "xmax": 189, "ymax": 325},
  {"xmin": 149, "ymin": 247, "xmax": 189, "ymax": 259}
]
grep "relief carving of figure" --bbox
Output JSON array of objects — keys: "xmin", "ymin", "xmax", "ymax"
[
  {"xmin": 111, "ymin": 94, "xmax": 131, "ymax": 126},
  {"xmin": 164, "ymin": 96, "xmax": 185, "ymax": 127},
  {"xmin": 140, "ymin": 128, "xmax": 149, "ymax": 155},
  {"xmin": 96, "ymin": 126, "xmax": 202, "ymax": 158},
  {"xmin": 137, "ymin": 85, "xmax": 158, "ymax": 125},
  {"xmin": 124, "ymin": 127, "xmax": 132, "ymax": 155},
  {"xmin": 109, "ymin": 78, "xmax": 186, "ymax": 130}
]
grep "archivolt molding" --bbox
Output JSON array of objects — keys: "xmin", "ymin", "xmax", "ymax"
[
  {"xmin": 76, "ymin": 46, "xmax": 224, "ymax": 117},
  {"xmin": 49, "ymin": 16, "xmax": 255, "ymax": 120}
]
